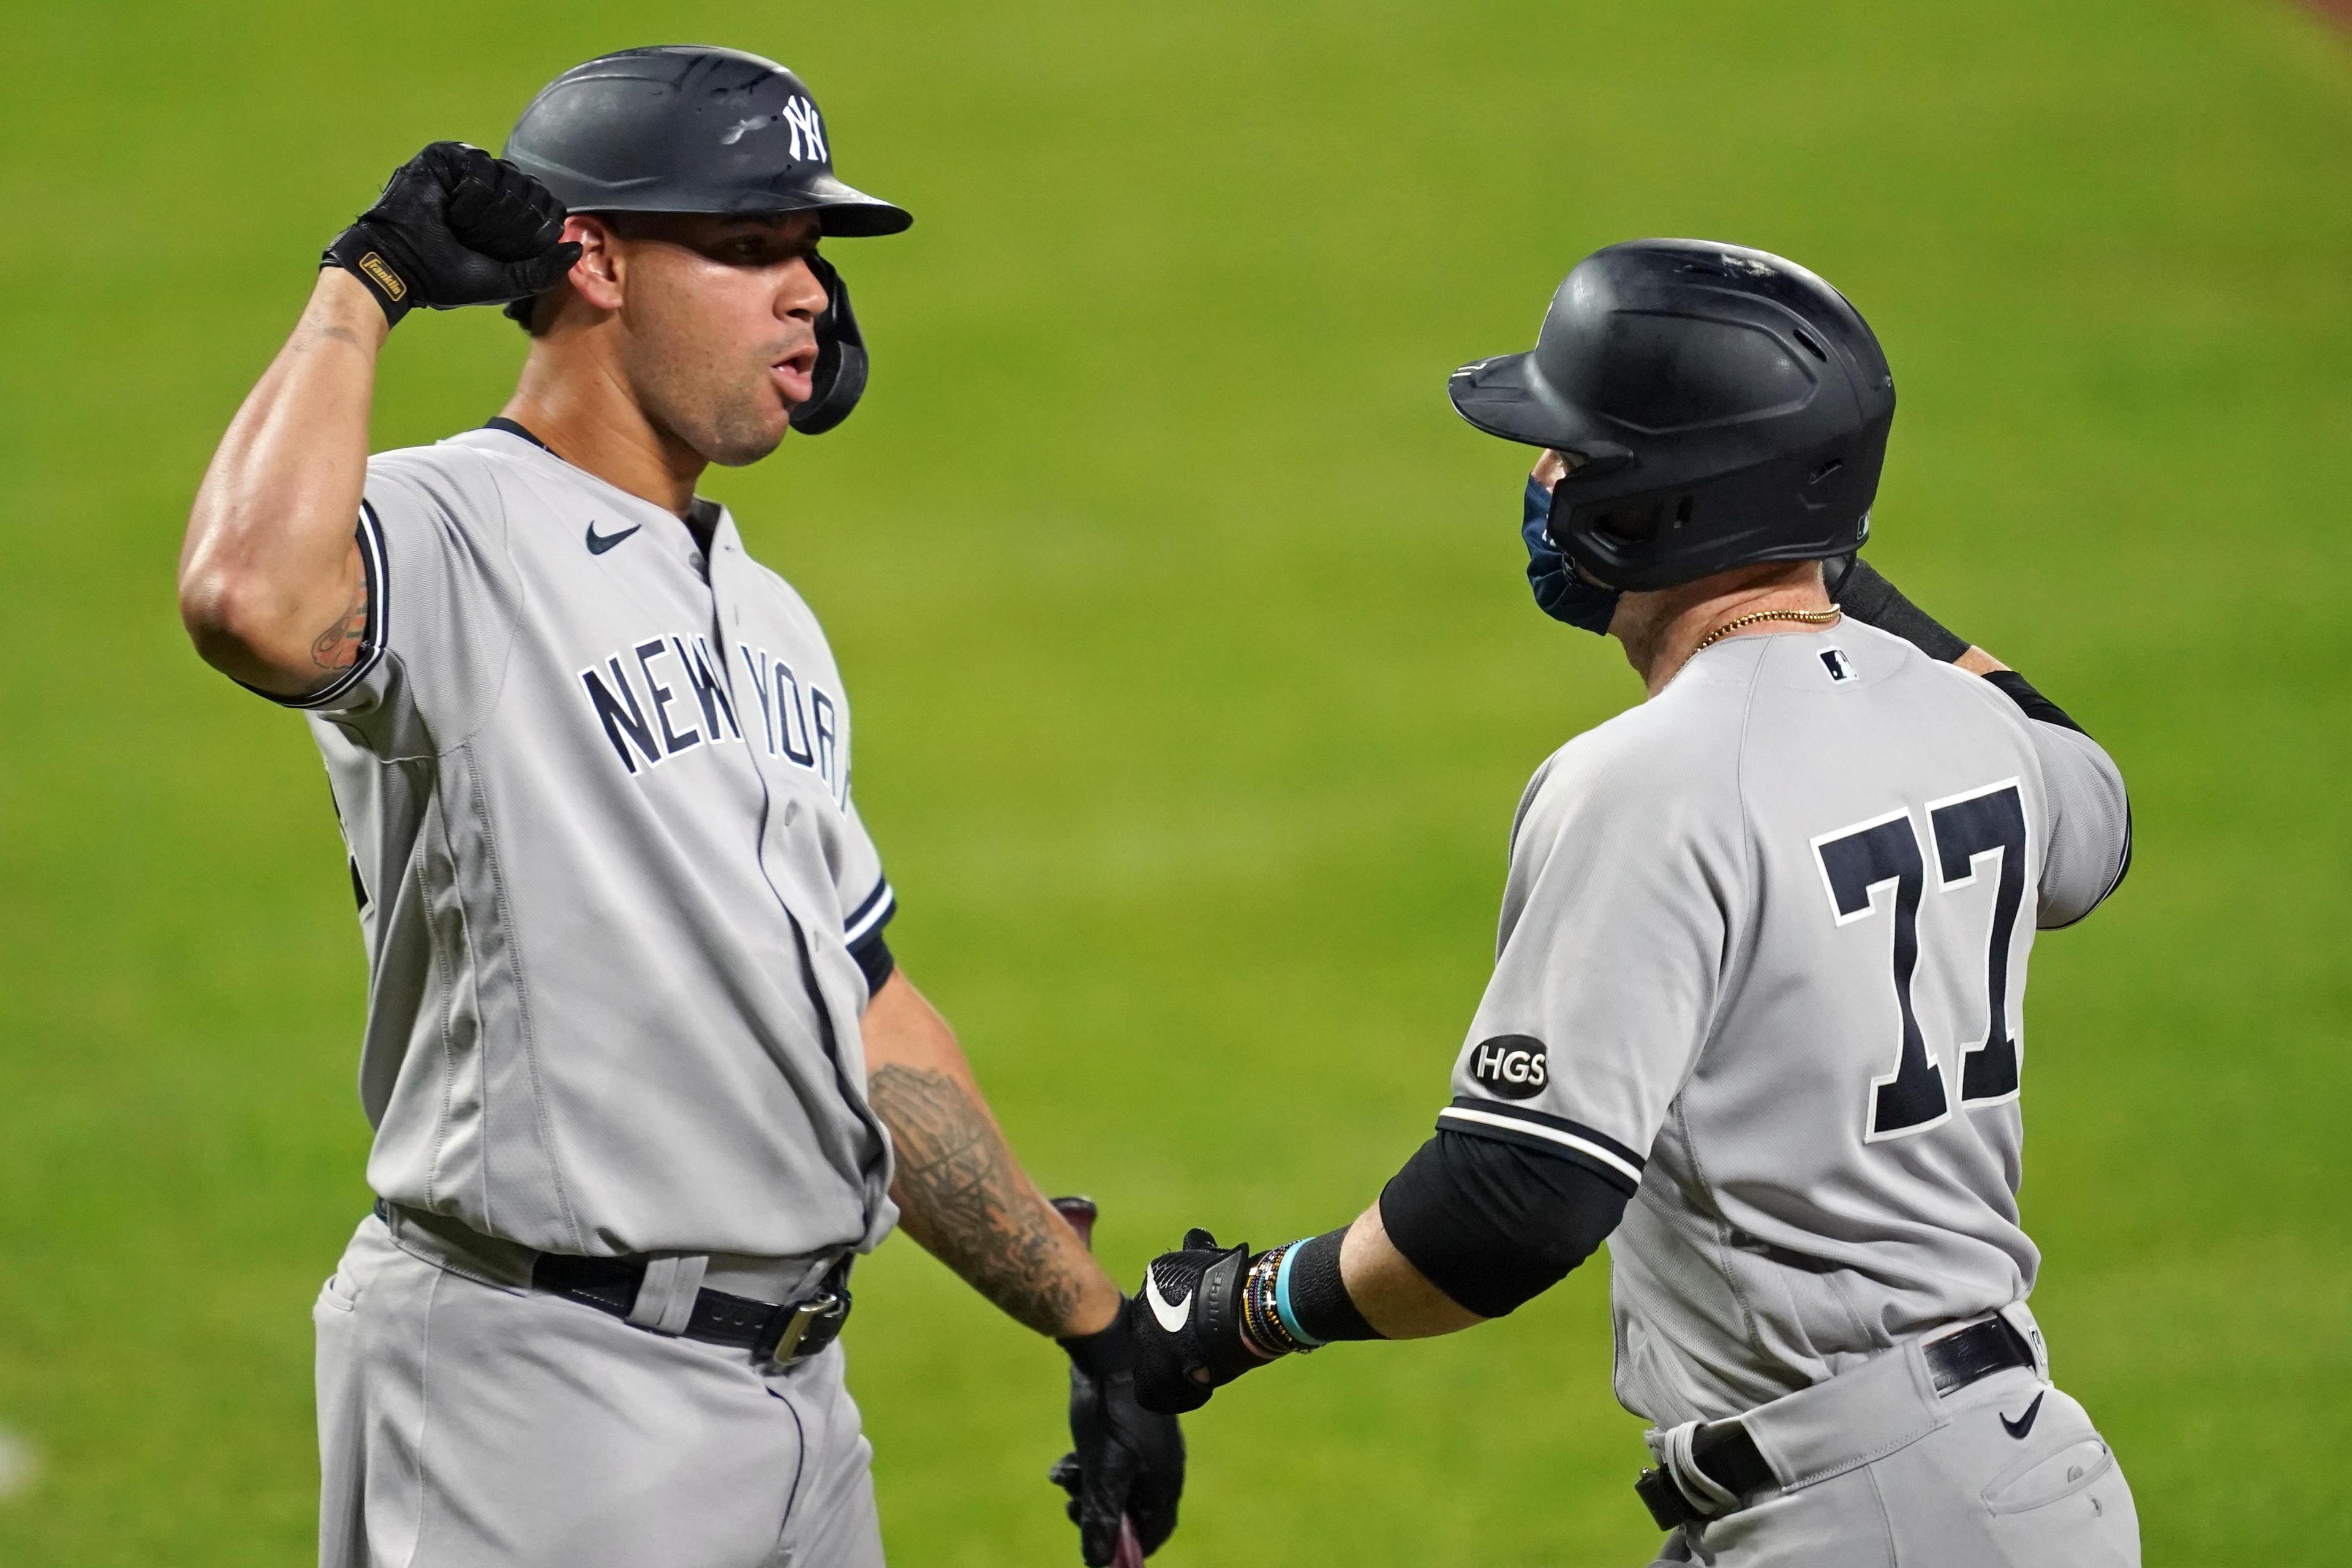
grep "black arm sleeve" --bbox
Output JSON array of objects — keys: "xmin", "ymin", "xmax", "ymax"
[
  {"xmin": 1375, "ymin": 1131, "xmax": 1629, "ymax": 1320},
  {"xmin": 1825, "ymin": 557, "xmax": 1971, "ymax": 663},
  {"xmin": 1982, "ymin": 669, "xmax": 2086, "ymax": 735}
]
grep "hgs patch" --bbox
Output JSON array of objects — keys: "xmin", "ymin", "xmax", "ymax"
[{"xmin": 1468, "ymin": 1035, "xmax": 1549, "ymax": 1099}]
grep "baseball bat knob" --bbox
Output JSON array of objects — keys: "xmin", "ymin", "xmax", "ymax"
[{"xmin": 1050, "ymin": 1194, "xmax": 1099, "ymax": 1246}]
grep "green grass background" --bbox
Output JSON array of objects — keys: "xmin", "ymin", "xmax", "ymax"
[{"xmin": 2, "ymin": 0, "xmax": 2348, "ymax": 1561}]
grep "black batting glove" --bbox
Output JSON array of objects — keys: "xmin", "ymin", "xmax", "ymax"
[
  {"xmin": 1128, "ymin": 1229, "xmax": 1275, "ymax": 1415},
  {"xmin": 1824, "ymin": 554, "xmax": 1971, "ymax": 663},
  {"xmin": 1049, "ymin": 1307, "xmax": 1185, "ymax": 1564},
  {"xmin": 323, "ymin": 141, "xmax": 581, "ymax": 326}
]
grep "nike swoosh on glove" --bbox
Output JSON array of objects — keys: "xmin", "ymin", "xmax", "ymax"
[{"xmin": 1127, "ymin": 1229, "xmax": 1267, "ymax": 1415}]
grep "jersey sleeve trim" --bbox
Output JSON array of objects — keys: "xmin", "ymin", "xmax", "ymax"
[
  {"xmin": 237, "ymin": 502, "xmax": 390, "ymax": 710},
  {"xmin": 1434, "ymin": 1098, "xmax": 1646, "ymax": 1194},
  {"xmin": 851, "ymin": 935, "xmax": 895, "ymax": 995},
  {"xmin": 2102, "ymin": 805, "xmax": 2135, "ymax": 902},
  {"xmin": 843, "ymin": 875, "xmax": 895, "ymax": 947}
]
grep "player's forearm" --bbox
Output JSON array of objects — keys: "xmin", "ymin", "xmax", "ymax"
[
  {"xmin": 1336, "ymin": 1203, "xmax": 1485, "ymax": 1339},
  {"xmin": 180, "ymin": 269, "xmax": 382, "ymax": 693},
  {"xmin": 861, "ymin": 973, "xmax": 1121, "ymax": 1339}
]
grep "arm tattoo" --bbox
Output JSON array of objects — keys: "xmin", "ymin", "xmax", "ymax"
[
  {"xmin": 869, "ymin": 1062, "xmax": 1080, "ymax": 1336},
  {"xmin": 311, "ymin": 576, "xmax": 369, "ymax": 672}
]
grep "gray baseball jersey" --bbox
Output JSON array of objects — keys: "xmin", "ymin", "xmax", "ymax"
[
  {"xmin": 1438, "ymin": 620, "xmax": 2131, "ymax": 1427},
  {"xmin": 262, "ymin": 422, "xmax": 899, "ymax": 1261}
]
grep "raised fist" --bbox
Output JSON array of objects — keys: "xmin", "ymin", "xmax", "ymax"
[{"xmin": 323, "ymin": 141, "xmax": 581, "ymax": 325}]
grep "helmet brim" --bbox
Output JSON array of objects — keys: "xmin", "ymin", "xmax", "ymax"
[
  {"xmin": 751, "ymin": 171, "xmax": 913, "ymax": 237},
  {"xmin": 508, "ymin": 158, "xmax": 913, "ymax": 236},
  {"xmin": 1446, "ymin": 352, "xmax": 1629, "ymax": 464}
]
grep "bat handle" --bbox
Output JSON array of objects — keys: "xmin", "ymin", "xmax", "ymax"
[
  {"xmin": 1050, "ymin": 1197, "xmax": 1146, "ymax": 1568},
  {"xmin": 1052, "ymin": 1194, "xmax": 1099, "ymax": 1247}
]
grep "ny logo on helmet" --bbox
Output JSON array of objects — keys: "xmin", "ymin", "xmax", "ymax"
[{"xmin": 721, "ymin": 96, "xmax": 829, "ymax": 162}]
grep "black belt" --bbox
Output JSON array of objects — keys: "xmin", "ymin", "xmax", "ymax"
[
  {"xmin": 375, "ymin": 1200, "xmax": 851, "ymax": 1370},
  {"xmin": 1635, "ymin": 1317, "xmax": 2035, "ymax": 1532},
  {"xmin": 533, "ymin": 1251, "xmax": 853, "ymax": 1370}
]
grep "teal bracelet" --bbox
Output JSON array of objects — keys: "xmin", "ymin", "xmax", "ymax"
[{"xmin": 1273, "ymin": 1238, "xmax": 1327, "ymax": 1349}]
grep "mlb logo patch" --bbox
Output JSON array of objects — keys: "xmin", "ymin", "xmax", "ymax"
[{"xmin": 1820, "ymin": 648, "xmax": 1856, "ymax": 682}]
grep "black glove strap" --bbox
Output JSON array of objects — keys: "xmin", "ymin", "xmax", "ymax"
[{"xmin": 322, "ymin": 225, "xmax": 416, "ymax": 327}]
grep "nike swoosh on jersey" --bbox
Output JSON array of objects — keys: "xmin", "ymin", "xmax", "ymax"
[
  {"xmin": 585, "ymin": 521, "xmax": 643, "ymax": 556},
  {"xmin": 1144, "ymin": 1266, "xmax": 1193, "ymax": 1333},
  {"xmin": 2000, "ymin": 1391, "xmax": 2046, "ymax": 1439}
]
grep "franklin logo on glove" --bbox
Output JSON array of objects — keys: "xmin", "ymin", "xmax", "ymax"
[
  {"xmin": 1468, "ymin": 1035, "xmax": 1548, "ymax": 1099},
  {"xmin": 356, "ymin": 252, "xmax": 407, "ymax": 301}
]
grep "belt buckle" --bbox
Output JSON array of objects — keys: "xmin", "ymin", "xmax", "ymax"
[
  {"xmin": 765, "ymin": 1289, "xmax": 840, "ymax": 1371},
  {"xmin": 1635, "ymin": 1465, "xmax": 1703, "ymax": 1532}
]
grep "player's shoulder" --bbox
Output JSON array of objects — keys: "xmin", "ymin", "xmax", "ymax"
[
  {"xmin": 363, "ymin": 430, "xmax": 519, "ymax": 527},
  {"xmin": 1859, "ymin": 624, "xmax": 2027, "ymax": 716},
  {"xmin": 1512, "ymin": 683, "xmax": 1746, "ymax": 856},
  {"xmin": 369, "ymin": 425, "xmax": 517, "ymax": 477},
  {"xmin": 1551, "ymin": 658, "xmax": 1753, "ymax": 786},
  {"xmin": 1815, "ymin": 620, "xmax": 1997, "ymax": 700},
  {"xmin": 1736, "ymin": 621, "xmax": 2035, "ymax": 739}
]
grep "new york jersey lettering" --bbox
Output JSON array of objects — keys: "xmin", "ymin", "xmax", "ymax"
[
  {"xmin": 578, "ymin": 633, "xmax": 746, "ymax": 775},
  {"xmin": 736, "ymin": 642, "xmax": 846, "ymax": 802}
]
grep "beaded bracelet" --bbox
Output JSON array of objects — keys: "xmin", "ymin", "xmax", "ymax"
[
  {"xmin": 1237, "ymin": 1242, "xmax": 1322, "ymax": 1359},
  {"xmin": 1237, "ymin": 1248, "xmax": 1292, "ymax": 1358},
  {"xmin": 1238, "ymin": 1248, "xmax": 1291, "ymax": 1357}
]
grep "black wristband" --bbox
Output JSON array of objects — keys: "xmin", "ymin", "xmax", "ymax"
[
  {"xmin": 1060, "ymin": 1306, "xmax": 1137, "ymax": 1379},
  {"xmin": 322, "ymin": 225, "xmax": 417, "ymax": 326},
  {"xmin": 1282, "ymin": 1229, "xmax": 1383, "ymax": 1344},
  {"xmin": 1831, "ymin": 559, "xmax": 1970, "ymax": 663}
]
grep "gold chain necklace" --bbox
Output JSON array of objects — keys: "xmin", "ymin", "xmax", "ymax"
[
  {"xmin": 1668, "ymin": 605, "xmax": 1843, "ymax": 686},
  {"xmin": 1690, "ymin": 604, "xmax": 1844, "ymax": 655}
]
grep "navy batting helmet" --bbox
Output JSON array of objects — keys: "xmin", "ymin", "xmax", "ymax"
[
  {"xmin": 1449, "ymin": 241, "xmax": 1894, "ymax": 592},
  {"xmin": 502, "ymin": 46, "xmax": 912, "ymax": 434}
]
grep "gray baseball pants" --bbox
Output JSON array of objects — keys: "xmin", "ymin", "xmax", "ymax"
[
  {"xmin": 1645, "ymin": 1310, "xmax": 2138, "ymax": 1566},
  {"xmin": 314, "ymin": 1212, "xmax": 883, "ymax": 1568}
]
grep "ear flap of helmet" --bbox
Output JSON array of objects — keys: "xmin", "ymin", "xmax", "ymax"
[{"xmin": 788, "ymin": 253, "xmax": 868, "ymax": 436}]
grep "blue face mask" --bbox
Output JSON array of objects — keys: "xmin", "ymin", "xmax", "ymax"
[{"xmin": 1521, "ymin": 475, "xmax": 1620, "ymax": 635}]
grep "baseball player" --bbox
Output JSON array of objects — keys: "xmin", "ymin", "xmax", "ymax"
[
  {"xmin": 177, "ymin": 47, "xmax": 1180, "ymax": 1568},
  {"xmin": 1121, "ymin": 241, "xmax": 2139, "ymax": 1565}
]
